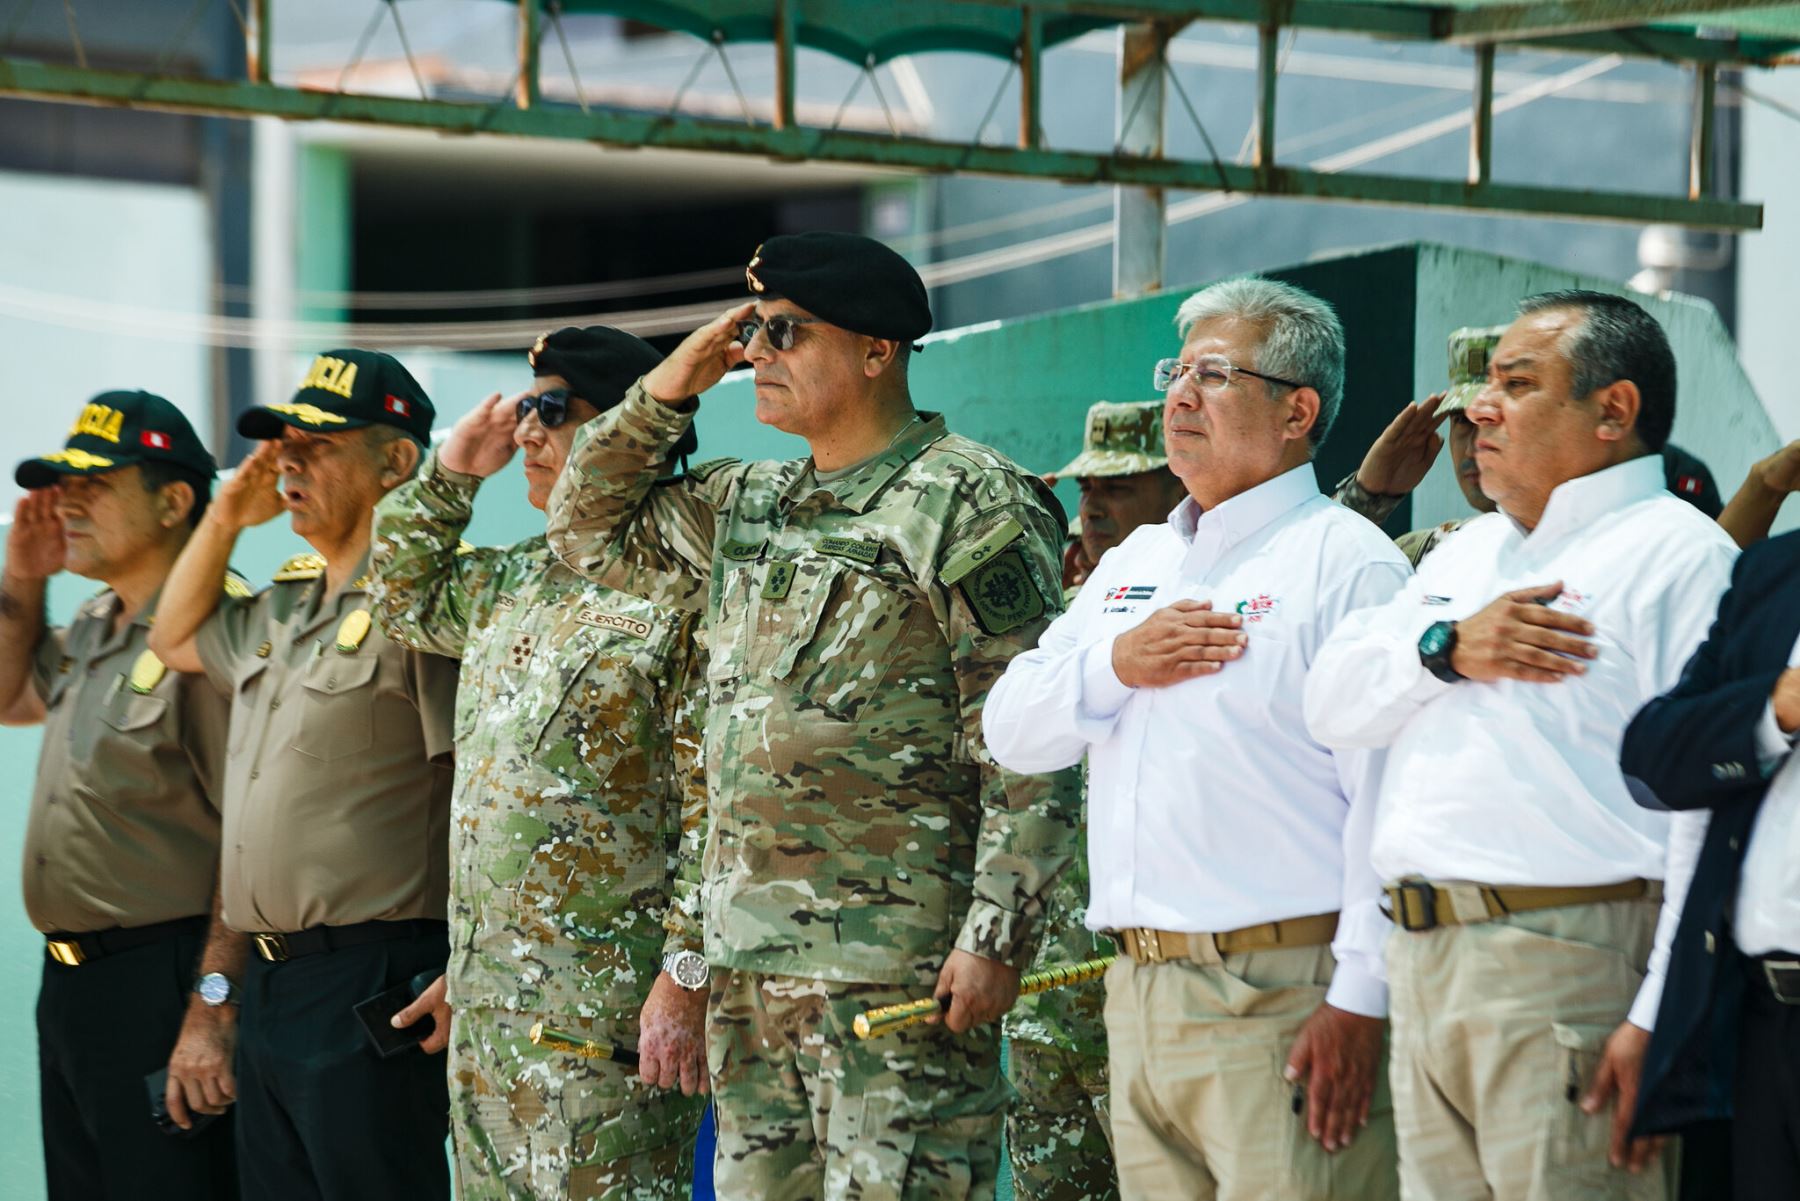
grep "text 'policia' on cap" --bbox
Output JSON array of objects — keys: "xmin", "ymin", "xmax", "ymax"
[
  {"xmin": 16, "ymin": 390, "xmax": 216, "ymax": 490},
  {"xmin": 238, "ymin": 349, "xmax": 436, "ymax": 443},
  {"xmin": 744, "ymin": 232, "xmax": 932, "ymax": 344}
]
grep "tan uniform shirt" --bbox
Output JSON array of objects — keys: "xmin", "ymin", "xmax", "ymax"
[
  {"xmin": 196, "ymin": 552, "xmax": 458, "ymax": 933},
  {"xmin": 24, "ymin": 588, "xmax": 229, "ymax": 934}
]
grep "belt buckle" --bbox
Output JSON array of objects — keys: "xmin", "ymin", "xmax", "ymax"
[
  {"xmin": 46, "ymin": 939, "xmax": 84, "ymax": 967},
  {"xmin": 1391, "ymin": 881, "xmax": 1439, "ymax": 933},
  {"xmin": 1138, "ymin": 929, "xmax": 1165, "ymax": 965},
  {"xmin": 1764, "ymin": 959, "xmax": 1800, "ymax": 1005},
  {"xmin": 253, "ymin": 933, "xmax": 290, "ymax": 963}
]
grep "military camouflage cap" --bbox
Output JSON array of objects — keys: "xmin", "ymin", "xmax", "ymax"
[
  {"xmin": 1439, "ymin": 325, "xmax": 1506, "ymax": 416},
  {"xmin": 1055, "ymin": 400, "xmax": 1167, "ymax": 479}
]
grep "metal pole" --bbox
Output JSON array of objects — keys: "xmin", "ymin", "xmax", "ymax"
[
  {"xmin": 1113, "ymin": 21, "xmax": 1167, "ymax": 298},
  {"xmin": 1254, "ymin": 21, "xmax": 1277, "ymax": 171},
  {"xmin": 516, "ymin": 0, "xmax": 540, "ymax": 109},
  {"xmin": 249, "ymin": 0, "xmax": 272, "ymax": 83},
  {"xmin": 773, "ymin": 0, "xmax": 797, "ymax": 131},
  {"xmin": 1019, "ymin": 7, "xmax": 1043, "ymax": 150},
  {"xmin": 1690, "ymin": 62, "xmax": 1716, "ymax": 198},
  {"xmin": 1469, "ymin": 43, "xmax": 1494, "ymax": 185}
]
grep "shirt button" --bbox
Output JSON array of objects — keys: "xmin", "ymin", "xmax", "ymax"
[
  {"xmin": 325, "ymin": 678, "xmax": 336, "ymax": 690},
  {"xmin": 270, "ymin": 698, "xmax": 281, "ymax": 711},
  {"xmin": 34, "ymin": 856, "xmax": 45, "ymax": 867},
  {"xmin": 1729, "ymin": 837, "xmax": 1741, "ymax": 851},
  {"xmin": 249, "ymin": 769, "xmax": 260, "ymax": 781}
]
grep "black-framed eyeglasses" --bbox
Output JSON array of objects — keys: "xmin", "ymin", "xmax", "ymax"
[
  {"xmin": 1154, "ymin": 355, "xmax": 1305, "ymax": 394},
  {"xmin": 517, "ymin": 389, "xmax": 573, "ymax": 429},
  {"xmin": 736, "ymin": 315, "xmax": 823, "ymax": 352}
]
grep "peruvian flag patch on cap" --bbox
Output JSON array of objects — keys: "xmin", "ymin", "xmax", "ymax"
[
  {"xmin": 384, "ymin": 394, "xmax": 411, "ymax": 417},
  {"xmin": 140, "ymin": 430, "xmax": 173, "ymax": 450}
]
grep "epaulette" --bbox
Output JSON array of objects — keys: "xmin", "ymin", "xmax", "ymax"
[
  {"xmin": 457, "ymin": 540, "xmax": 476, "ymax": 556},
  {"xmin": 271, "ymin": 552, "xmax": 325, "ymax": 582},
  {"xmin": 682, "ymin": 457, "xmax": 740, "ymax": 484},
  {"xmin": 222, "ymin": 571, "xmax": 254, "ymax": 600}
]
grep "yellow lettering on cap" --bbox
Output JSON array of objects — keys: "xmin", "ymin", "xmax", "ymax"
[
  {"xmin": 68, "ymin": 404, "xmax": 125, "ymax": 444},
  {"xmin": 298, "ymin": 355, "xmax": 359, "ymax": 400}
]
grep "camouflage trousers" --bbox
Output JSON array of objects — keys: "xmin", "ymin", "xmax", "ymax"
[
  {"xmin": 450, "ymin": 1008, "xmax": 706, "ymax": 1201},
  {"xmin": 708, "ymin": 969, "xmax": 1006, "ymax": 1201},
  {"xmin": 1004, "ymin": 1039, "xmax": 1117, "ymax": 1201}
]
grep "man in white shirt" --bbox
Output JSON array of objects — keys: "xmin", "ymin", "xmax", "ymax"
[
  {"xmin": 986, "ymin": 276, "xmax": 1409, "ymax": 1201},
  {"xmin": 1304, "ymin": 290, "xmax": 1738, "ymax": 1201}
]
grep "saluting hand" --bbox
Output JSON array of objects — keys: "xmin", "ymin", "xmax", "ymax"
[
  {"xmin": 1111, "ymin": 600, "xmax": 1247, "ymax": 689},
  {"xmin": 641, "ymin": 303, "xmax": 756, "ymax": 405},
  {"xmin": 1284, "ymin": 1002, "xmax": 1384, "ymax": 1154},
  {"xmin": 391, "ymin": 972, "xmax": 452, "ymax": 1054},
  {"xmin": 4, "ymin": 487, "xmax": 67, "ymax": 582},
  {"xmin": 1581, "ymin": 1020, "xmax": 1665, "ymax": 1174},
  {"xmin": 440, "ymin": 392, "xmax": 522, "ymax": 479},
  {"xmin": 211, "ymin": 441, "xmax": 288, "ymax": 531},
  {"xmin": 637, "ymin": 972, "xmax": 709, "ymax": 1096},
  {"xmin": 1450, "ymin": 581, "xmax": 1598, "ymax": 683},
  {"xmin": 931, "ymin": 950, "xmax": 1020, "ymax": 1034},
  {"xmin": 1355, "ymin": 392, "xmax": 1449, "ymax": 498}
]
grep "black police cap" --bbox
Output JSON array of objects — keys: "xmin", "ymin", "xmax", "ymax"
[
  {"xmin": 16, "ymin": 390, "xmax": 217, "ymax": 489},
  {"xmin": 238, "ymin": 349, "xmax": 435, "ymax": 443},
  {"xmin": 744, "ymin": 232, "xmax": 931, "ymax": 343}
]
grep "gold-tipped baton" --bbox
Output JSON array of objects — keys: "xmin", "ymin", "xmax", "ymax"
[
  {"xmin": 853, "ymin": 955, "xmax": 1117, "ymax": 1041},
  {"xmin": 528, "ymin": 1021, "xmax": 642, "ymax": 1067}
]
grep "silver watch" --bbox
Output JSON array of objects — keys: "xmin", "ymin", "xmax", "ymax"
[
  {"xmin": 195, "ymin": 971, "xmax": 238, "ymax": 1006},
  {"xmin": 662, "ymin": 950, "xmax": 709, "ymax": 991}
]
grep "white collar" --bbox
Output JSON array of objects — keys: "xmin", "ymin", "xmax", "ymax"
[
  {"xmin": 1508, "ymin": 455, "xmax": 1665, "ymax": 541},
  {"xmin": 1169, "ymin": 462, "xmax": 1320, "ymax": 551}
]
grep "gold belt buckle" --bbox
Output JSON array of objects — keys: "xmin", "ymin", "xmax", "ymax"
[
  {"xmin": 46, "ymin": 939, "xmax": 85, "ymax": 967},
  {"xmin": 1136, "ymin": 928, "xmax": 1164, "ymax": 964},
  {"xmin": 253, "ymin": 933, "xmax": 290, "ymax": 962}
]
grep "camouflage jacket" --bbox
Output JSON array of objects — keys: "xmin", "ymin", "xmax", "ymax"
[
  {"xmin": 371, "ymin": 452, "xmax": 706, "ymax": 1027},
  {"xmin": 547, "ymin": 384, "xmax": 1083, "ymax": 986}
]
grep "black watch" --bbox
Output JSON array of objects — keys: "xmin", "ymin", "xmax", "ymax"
[{"xmin": 1418, "ymin": 621, "xmax": 1465, "ymax": 684}]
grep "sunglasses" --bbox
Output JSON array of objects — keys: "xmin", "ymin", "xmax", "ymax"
[
  {"xmin": 735, "ymin": 315, "xmax": 823, "ymax": 352},
  {"xmin": 516, "ymin": 389, "xmax": 573, "ymax": 429}
]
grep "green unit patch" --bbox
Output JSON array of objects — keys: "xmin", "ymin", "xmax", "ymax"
[
  {"xmin": 720, "ymin": 538, "xmax": 766, "ymax": 562},
  {"xmin": 961, "ymin": 548, "xmax": 1044, "ymax": 635},
  {"xmin": 760, "ymin": 561, "xmax": 796, "ymax": 600},
  {"xmin": 816, "ymin": 535, "xmax": 882, "ymax": 565},
  {"xmin": 940, "ymin": 517, "xmax": 1024, "ymax": 585}
]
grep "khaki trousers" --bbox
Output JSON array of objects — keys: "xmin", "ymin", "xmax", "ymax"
[
  {"xmin": 1104, "ymin": 944, "xmax": 1399, "ymax": 1201},
  {"xmin": 1386, "ymin": 895, "xmax": 1677, "ymax": 1201}
]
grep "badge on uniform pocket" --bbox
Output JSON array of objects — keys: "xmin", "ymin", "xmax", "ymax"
[
  {"xmin": 127, "ymin": 648, "xmax": 167, "ymax": 694},
  {"xmin": 335, "ymin": 609, "xmax": 373, "ymax": 654}
]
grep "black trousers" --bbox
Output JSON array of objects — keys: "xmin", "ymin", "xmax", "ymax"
[
  {"xmin": 1734, "ymin": 955, "xmax": 1800, "ymax": 1200},
  {"xmin": 235, "ymin": 923, "xmax": 450, "ymax": 1201},
  {"xmin": 37, "ymin": 925, "xmax": 239, "ymax": 1201}
]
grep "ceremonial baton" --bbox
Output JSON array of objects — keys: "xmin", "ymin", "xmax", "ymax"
[
  {"xmin": 528, "ymin": 1021, "xmax": 642, "ymax": 1067},
  {"xmin": 853, "ymin": 955, "xmax": 1116, "ymax": 1041}
]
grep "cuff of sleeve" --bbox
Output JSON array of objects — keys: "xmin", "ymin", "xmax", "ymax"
[
  {"xmin": 425, "ymin": 450, "xmax": 484, "ymax": 497},
  {"xmin": 1397, "ymin": 638, "xmax": 1455, "ymax": 705},
  {"xmin": 1627, "ymin": 972, "xmax": 1666, "ymax": 1032},
  {"xmin": 954, "ymin": 900, "xmax": 1036, "ymax": 972},
  {"xmin": 628, "ymin": 378, "xmax": 700, "ymax": 442},
  {"xmin": 1756, "ymin": 700, "xmax": 1796, "ymax": 773},
  {"xmin": 1323, "ymin": 957, "xmax": 1388, "ymax": 1019},
  {"xmin": 1079, "ymin": 636, "xmax": 1134, "ymax": 720},
  {"xmin": 660, "ymin": 928, "xmax": 704, "ymax": 957}
]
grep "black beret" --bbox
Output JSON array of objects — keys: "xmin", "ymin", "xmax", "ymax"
[
  {"xmin": 527, "ymin": 326, "xmax": 662, "ymax": 413},
  {"xmin": 17, "ymin": 390, "xmax": 216, "ymax": 489},
  {"xmin": 745, "ymin": 232, "xmax": 931, "ymax": 342},
  {"xmin": 239, "ymin": 349, "xmax": 435, "ymax": 443}
]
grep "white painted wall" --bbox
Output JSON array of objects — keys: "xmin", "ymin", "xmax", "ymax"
[
  {"xmin": 0, "ymin": 171, "xmax": 213, "ymax": 513},
  {"xmin": 1737, "ymin": 66, "xmax": 1800, "ymax": 443}
]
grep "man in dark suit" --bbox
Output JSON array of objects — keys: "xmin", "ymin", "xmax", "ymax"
[{"xmin": 1623, "ymin": 527, "xmax": 1800, "ymax": 1198}]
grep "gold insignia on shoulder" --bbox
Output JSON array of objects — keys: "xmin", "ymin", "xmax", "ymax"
[
  {"xmin": 58, "ymin": 655, "xmax": 74, "ymax": 675},
  {"xmin": 272, "ymin": 552, "xmax": 326, "ymax": 582},
  {"xmin": 335, "ymin": 609, "xmax": 373, "ymax": 654},
  {"xmin": 255, "ymin": 640, "xmax": 273, "ymax": 659},
  {"xmin": 350, "ymin": 574, "xmax": 372, "ymax": 591},
  {"xmin": 264, "ymin": 402, "xmax": 348, "ymax": 427},
  {"xmin": 222, "ymin": 572, "xmax": 254, "ymax": 600},
  {"xmin": 39, "ymin": 447, "xmax": 116, "ymax": 471},
  {"xmin": 128, "ymin": 648, "xmax": 167, "ymax": 695},
  {"xmin": 456, "ymin": 540, "xmax": 476, "ymax": 556}
]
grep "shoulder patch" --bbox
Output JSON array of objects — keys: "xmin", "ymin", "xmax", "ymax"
[
  {"xmin": 959, "ymin": 549, "xmax": 1045, "ymax": 636},
  {"xmin": 940, "ymin": 517, "xmax": 1025, "ymax": 586},
  {"xmin": 684, "ymin": 457, "xmax": 740, "ymax": 483},
  {"xmin": 272, "ymin": 552, "xmax": 325, "ymax": 582},
  {"xmin": 222, "ymin": 571, "xmax": 254, "ymax": 600}
]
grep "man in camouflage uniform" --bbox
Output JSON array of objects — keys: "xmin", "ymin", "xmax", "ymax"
[
  {"xmin": 150, "ymin": 350, "xmax": 459, "ymax": 1201},
  {"xmin": 369, "ymin": 326, "xmax": 709, "ymax": 1200},
  {"xmin": 1005, "ymin": 400, "xmax": 1185, "ymax": 1201},
  {"xmin": 545, "ymin": 232, "xmax": 1082, "ymax": 1199}
]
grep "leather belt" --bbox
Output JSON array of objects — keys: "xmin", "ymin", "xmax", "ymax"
[
  {"xmin": 250, "ymin": 919, "xmax": 446, "ymax": 963},
  {"xmin": 1748, "ymin": 954, "xmax": 1800, "ymax": 1006},
  {"xmin": 1385, "ymin": 878, "xmax": 1660, "ymax": 934},
  {"xmin": 44, "ymin": 915, "xmax": 208, "ymax": 967},
  {"xmin": 1111, "ymin": 912, "xmax": 1340, "ymax": 966}
]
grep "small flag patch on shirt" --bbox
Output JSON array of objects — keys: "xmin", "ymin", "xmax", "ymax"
[{"xmin": 1105, "ymin": 585, "xmax": 1157, "ymax": 602}]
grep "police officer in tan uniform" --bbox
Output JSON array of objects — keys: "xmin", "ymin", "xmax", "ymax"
[
  {"xmin": 149, "ymin": 351, "xmax": 459, "ymax": 1201},
  {"xmin": 0, "ymin": 391, "xmax": 241, "ymax": 1200}
]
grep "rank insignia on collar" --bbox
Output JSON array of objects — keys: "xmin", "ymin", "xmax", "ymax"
[
  {"xmin": 351, "ymin": 574, "xmax": 372, "ymax": 591},
  {"xmin": 58, "ymin": 655, "xmax": 74, "ymax": 675},
  {"xmin": 255, "ymin": 640, "xmax": 273, "ymax": 658},
  {"xmin": 128, "ymin": 649, "xmax": 167, "ymax": 695},
  {"xmin": 761, "ymin": 560, "xmax": 796, "ymax": 600},
  {"xmin": 335, "ymin": 609, "xmax": 373, "ymax": 654}
]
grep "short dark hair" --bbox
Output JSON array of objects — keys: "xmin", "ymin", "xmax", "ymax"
[
  {"xmin": 1517, "ymin": 289, "xmax": 1675, "ymax": 451},
  {"xmin": 137, "ymin": 460, "xmax": 211, "ymax": 528}
]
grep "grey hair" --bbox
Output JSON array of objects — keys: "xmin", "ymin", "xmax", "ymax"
[{"xmin": 1173, "ymin": 275, "xmax": 1346, "ymax": 450}]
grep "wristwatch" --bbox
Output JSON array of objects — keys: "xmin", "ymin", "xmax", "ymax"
[
  {"xmin": 662, "ymin": 950, "xmax": 710, "ymax": 992},
  {"xmin": 1418, "ymin": 621, "xmax": 1465, "ymax": 684},
  {"xmin": 194, "ymin": 972, "xmax": 238, "ymax": 1007}
]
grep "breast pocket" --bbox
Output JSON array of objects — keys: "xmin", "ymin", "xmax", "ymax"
[
  {"xmin": 772, "ymin": 559, "xmax": 917, "ymax": 723},
  {"xmin": 229, "ymin": 660, "xmax": 270, "ymax": 755},
  {"xmin": 531, "ymin": 632, "xmax": 665, "ymax": 790},
  {"xmin": 101, "ymin": 690, "xmax": 170, "ymax": 735},
  {"xmin": 706, "ymin": 563, "xmax": 757, "ymax": 686},
  {"xmin": 293, "ymin": 654, "xmax": 379, "ymax": 762}
]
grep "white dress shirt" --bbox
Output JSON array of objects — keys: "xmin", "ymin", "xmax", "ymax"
[
  {"xmin": 1303, "ymin": 455, "xmax": 1738, "ymax": 1028},
  {"xmin": 984, "ymin": 464, "xmax": 1411, "ymax": 1017},
  {"xmin": 1736, "ymin": 632, "xmax": 1800, "ymax": 956}
]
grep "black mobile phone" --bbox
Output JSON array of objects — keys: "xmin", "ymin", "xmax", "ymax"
[
  {"xmin": 146, "ymin": 1067, "xmax": 223, "ymax": 1138},
  {"xmin": 352, "ymin": 970, "xmax": 441, "ymax": 1058}
]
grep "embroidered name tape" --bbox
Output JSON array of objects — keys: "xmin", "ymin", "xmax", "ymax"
[
  {"xmin": 576, "ymin": 609, "xmax": 651, "ymax": 639},
  {"xmin": 816, "ymin": 536, "xmax": 882, "ymax": 565}
]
